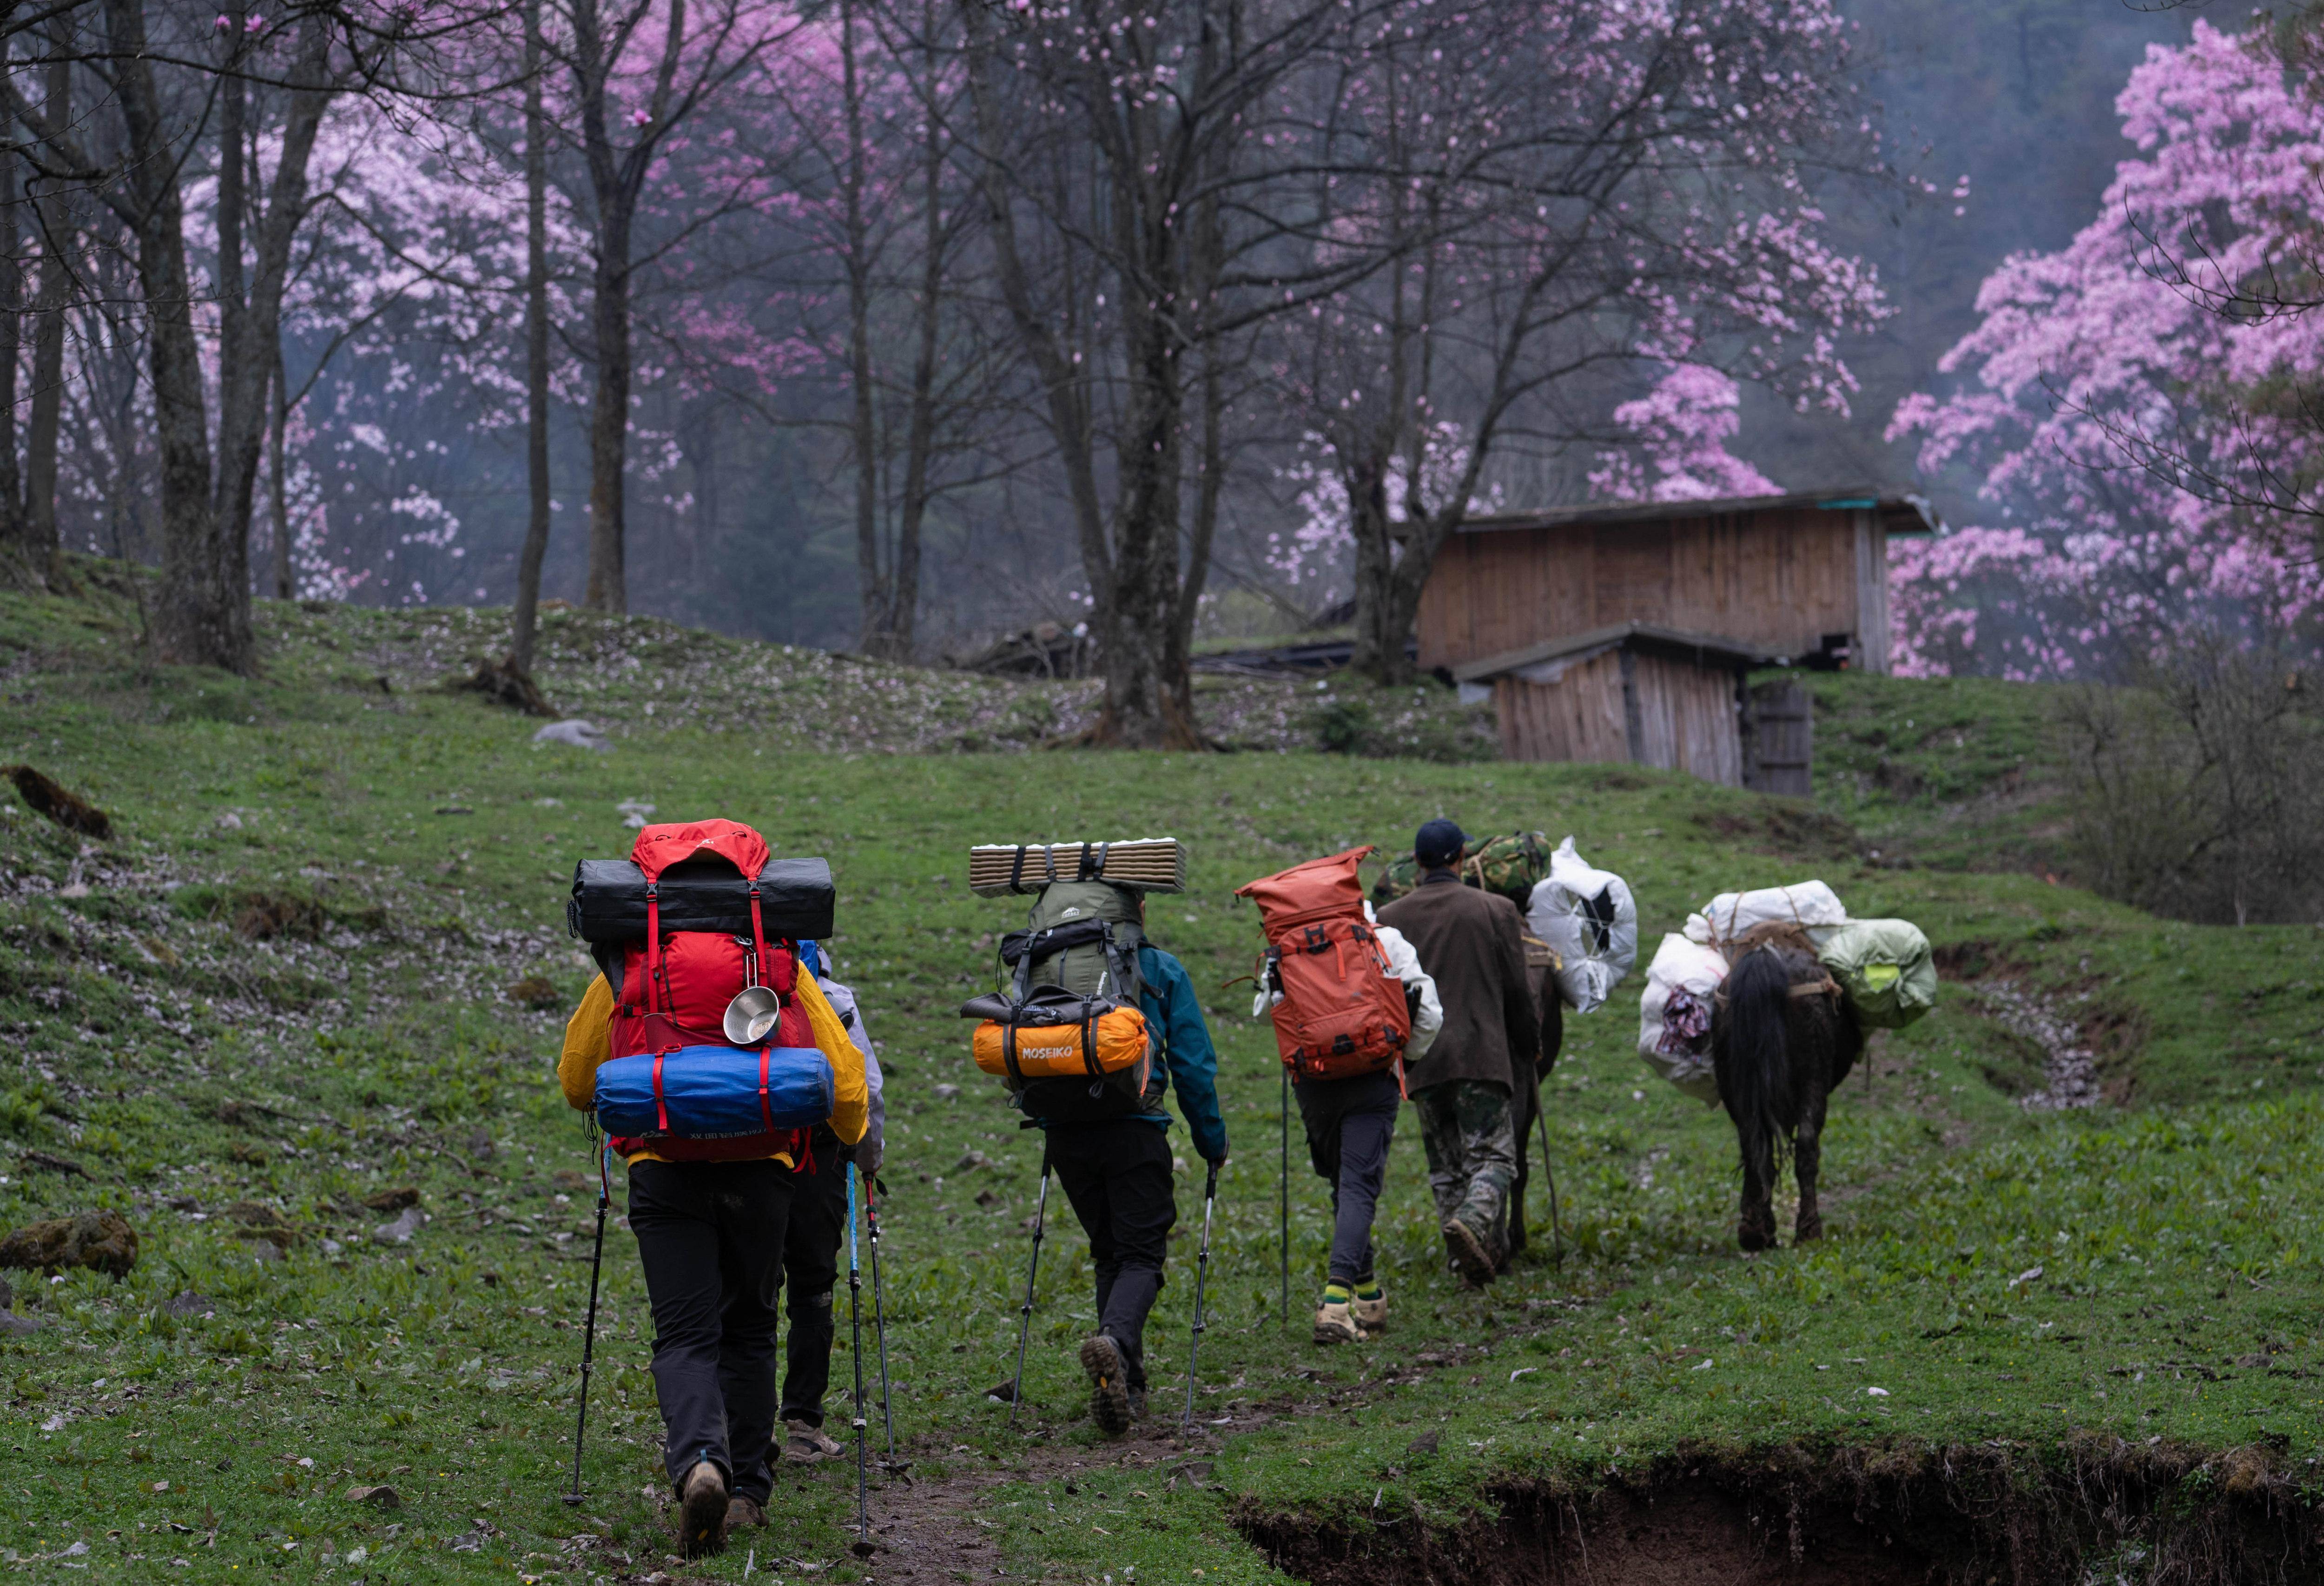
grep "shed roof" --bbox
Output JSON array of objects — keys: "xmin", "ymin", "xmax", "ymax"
[
  {"xmin": 1451, "ymin": 621, "xmax": 1788, "ymax": 685},
  {"xmin": 1454, "ymin": 487, "xmax": 1938, "ymax": 539}
]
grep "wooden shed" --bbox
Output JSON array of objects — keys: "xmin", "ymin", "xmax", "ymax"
[
  {"xmin": 1452, "ymin": 622, "xmax": 1782, "ymax": 785},
  {"xmin": 1415, "ymin": 488, "xmax": 1937, "ymax": 678}
]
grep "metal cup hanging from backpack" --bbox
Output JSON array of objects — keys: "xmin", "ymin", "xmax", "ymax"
[{"xmin": 723, "ymin": 936, "xmax": 783, "ymax": 1045}]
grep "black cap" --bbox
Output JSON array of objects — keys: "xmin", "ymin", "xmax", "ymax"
[{"xmin": 1414, "ymin": 819, "xmax": 1467, "ymax": 868}]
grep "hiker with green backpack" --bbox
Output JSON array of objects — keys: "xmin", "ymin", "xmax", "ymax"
[{"xmin": 962, "ymin": 850, "xmax": 1228, "ymax": 1435}]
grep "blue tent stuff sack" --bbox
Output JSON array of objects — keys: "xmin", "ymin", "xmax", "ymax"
[{"xmin": 595, "ymin": 1044, "xmax": 832, "ymax": 1138}]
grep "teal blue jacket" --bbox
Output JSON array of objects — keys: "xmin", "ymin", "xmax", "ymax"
[{"xmin": 1031, "ymin": 945, "xmax": 1229, "ymax": 1163}]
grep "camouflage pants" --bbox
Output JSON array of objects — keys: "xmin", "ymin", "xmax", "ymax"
[{"xmin": 1412, "ymin": 1080, "xmax": 1517, "ymax": 1262}]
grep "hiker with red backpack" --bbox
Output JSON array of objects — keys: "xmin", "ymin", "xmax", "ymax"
[
  {"xmin": 773, "ymin": 946, "xmax": 886, "ymax": 1465},
  {"xmin": 1238, "ymin": 849, "xmax": 1440, "ymax": 1344},
  {"xmin": 560, "ymin": 820, "xmax": 870, "ymax": 1558},
  {"xmin": 961, "ymin": 857, "xmax": 1227, "ymax": 1436},
  {"xmin": 1376, "ymin": 819, "xmax": 1540, "ymax": 1288}
]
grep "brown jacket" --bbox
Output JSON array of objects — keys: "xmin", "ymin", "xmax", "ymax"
[{"xmin": 1378, "ymin": 871, "xmax": 1541, "ymax": 1094}]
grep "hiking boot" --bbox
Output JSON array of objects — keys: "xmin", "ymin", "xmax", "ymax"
[
  {"xmin": 678, "ymin": 1460, "xmax": 728, "ymax": 1559},
  {"xmin": 784, "ymin": 1419, "xmax": 842, "ymax": 1464},
  {"xmin": 1127, "ymin": 1386, "xmax": 1148, "ymax": 1422},
  {"xmin": 1079, "ymin": 1334, "xmax": 1133, "ymax": 1436},
  {"xmin": 1349, "ymin": 1286, "xmax": 1388, "ymax": 1336},
  {"xmin": 1313, "ymin": 1299, "xmax": 1360, "ymax": 1346},
  {"xmin": 724, "ymin": 1495, "xmax": 766, "ymax": 1533},
  {"xmin": 1443, "ymin": 1217, "xmax": 1496, "ymax": 1286}
]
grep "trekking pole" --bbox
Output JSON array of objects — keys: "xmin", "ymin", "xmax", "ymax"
[
  {"xmin": 845, "ymin": 1163, "xmax": 871, "ymax": 1555},
  {"xmin": 1278, "ymin": 1068, "xmax": 1288, "ymax": 1329},
  {"xmin": 1008, "ymin": 1144, "xmax": 1052, "ymax": 1429},
  {"xmin": 562, "ymin": 1141, "xmax": 611, "ymax": 1507},
  {"xmin": 1534, "ymin": 1108, "xmax": 1564, "ymax": 1266},
  {"xmin": 1182, "ymin": 1162, "xmax": 1218, "ymax": 1437},
  {"xmin": 865, "ymin": 1173, "xmax": 896, "ymax": 1463}
]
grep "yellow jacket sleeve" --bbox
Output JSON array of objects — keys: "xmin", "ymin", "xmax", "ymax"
[
  {"xmin": 792, "ymin": 972, "xmax": 870, "ymax": 1145},
  {"xmin": 559, "ymin": 975, "xmax": 615, "ymax": 1112}
]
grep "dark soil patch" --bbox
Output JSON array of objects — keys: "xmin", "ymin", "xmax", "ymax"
[
  {"xmin": 3, "ymin": 763, "xmax": 112, "ymax": 839},
  {"xmin": 1236, "ymin": 1439, "xmax": 2320, "ymax": 1586},
  {"xmin": 1691, "ymin": 805, "xmax": 1860, "ymax": 865}
]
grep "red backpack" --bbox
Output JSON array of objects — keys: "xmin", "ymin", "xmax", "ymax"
[
  {"xmin": 607, "ymin": 819, "xmax": 817, "ymax": 1162},
  {"xmin": 1236, "ymin": 846, "xmax": 1412, "ymax": 1082}
]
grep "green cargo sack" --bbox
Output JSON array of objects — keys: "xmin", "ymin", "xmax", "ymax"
[
  {"xmin": 1816, "ymin": 919, "xmax": 1936, "ymax": 1030},
  {"xmin": 1370, "ymin": 832, "xmax": 1549, "ymax": 909}
]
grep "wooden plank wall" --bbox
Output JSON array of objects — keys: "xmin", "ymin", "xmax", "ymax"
[
  {"xmin": 1492, "ymin": 650, "xmax": 1745, "ymax": 786},
  {"xmin": 1631, "ymin": 652, "xmax": 1745, "ymax": 785},
  {"xmin": 1492, "ymin": 652, "xmax": 1629, "ymax": 764},
  {"xmin": 1416, "ymin": 504, "xmax": 1872, "ymax": 671}
]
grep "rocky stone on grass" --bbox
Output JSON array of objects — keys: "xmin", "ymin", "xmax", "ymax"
[
  {"xmin": 507, "ymin": 976, "xmax": 561, "ymax": 1010},
  {"xmin": 19, "ymin": 1150, "xmax": 88, "ymax": 1178},
  {"xmin": 1, "ymin": 765, "xmax": 112, "ymax": 839},
  {"xmin": 163, "ymin": 1291, "xmax": 215, "ymax": 1317},
  {"xmin": 374, "ymin": 1208, "xmax": 424, "ymax": 1244},
  {"xmin": 534, "ymin": 719, "xmax": 610, "ymax": 752},
  {"xmin": 345, "ymin": 1485, "xmax": 402, "ymax": 1510},
  {"xmin": 363, "ymin": 1188, "xmax": 421, "ymax": 1213},
  {"xmin": 0, "ymin": 1312, "xmax": 42, "ymax": 1335},
  {"xmin": 0, "ymin": 1211, "xmax": 138, "ymax": 1276}
]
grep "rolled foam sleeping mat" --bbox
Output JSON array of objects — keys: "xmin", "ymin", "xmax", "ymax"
[
  {"xmin": 568, "ymin": 855, "xmax": 835, "ymax": 943},
  {"xmin": 594, "ymin": 1045, "xmax": 834, "ymax": 1138}
]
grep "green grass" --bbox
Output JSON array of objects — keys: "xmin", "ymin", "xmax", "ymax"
[{"xmin": 0, "ymin": 575, "xmax": 2318, "ymax": 1582}]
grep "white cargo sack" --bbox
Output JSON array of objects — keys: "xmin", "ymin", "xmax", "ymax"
[
  {"xmin": 1525, "ymin": 838, "xmax": 1638, "ymax": 1015},
  {"xmin": 1637, "ymin": 933, "xmax": 1730, "ymax": 1104},
  {"xmin": 1684, "ymin": 880, "xmax": 1847, "ymax": 948}
]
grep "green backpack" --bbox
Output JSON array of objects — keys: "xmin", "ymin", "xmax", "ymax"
[
  {"xmin": 1371, "ymin": 832, "xmax": 1551, "ymax": 909},
  {"xmin": 992, "ymin": 881, "xmax": 1159, "ymax": 1121}
]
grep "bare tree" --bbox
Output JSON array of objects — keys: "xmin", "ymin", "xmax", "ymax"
[
  {"xmin": 508, "ymin": 0, "xmax": 555, "ymax": 675},
  {"xmin": 958, "ymin": 0, "xmax": 1382, "ymax": 746},
  {"xmin": 553, "ymin": 0, "xmax": 788, "ymax": 613}
]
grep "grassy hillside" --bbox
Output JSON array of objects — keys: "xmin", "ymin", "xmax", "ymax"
[{"xmin": 0, "ymin": 577, "xmax": 2317, "ymax": 1583}]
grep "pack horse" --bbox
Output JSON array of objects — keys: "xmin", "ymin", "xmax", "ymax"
[{"xmin": 1708, "ymin": 937, "xmax": 1864, "ymax": 1250}]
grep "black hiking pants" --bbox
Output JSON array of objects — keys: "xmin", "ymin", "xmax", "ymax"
[
  {"xmin": 778, "ymin": 1131, "xmax": 848, "ymax": 1428},
  {"xmin": 1048, "ymin": 1120, "xmax": 1177, "ymax": 1392},
  {"xmin": 1293, "ymin": 1068, "xmax": 1401, "ymax": 1286},
  {"xmin": 628, "ymin": 1158, "xmax": 796, "ymax": 1505}
]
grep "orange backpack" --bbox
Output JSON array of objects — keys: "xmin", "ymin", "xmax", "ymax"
[{"xmin": 1236, "ymin": 846, "xmax": 1412, "ymax": 1081}]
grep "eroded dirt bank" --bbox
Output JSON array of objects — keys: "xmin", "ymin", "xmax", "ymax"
[{"xmin": 1236, "ymin": 1439, "xmax": 2324, "ymax": 1586}]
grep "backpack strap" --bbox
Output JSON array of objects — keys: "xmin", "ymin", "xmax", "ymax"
[
  {"xmin": 1076, "ymin": 842, "xmax": 1108, "ymax": 882},
  {"xmin": 757, "ymin": 1045, "xmax": 775, "ymax": 1135},
  {"xmin": 1001, "ymin": 1021, "xmax": 1026, "ymax": 1085},
  {"xmin": 1009, "ymin": 845, "xmax": 1029, "ymax": 894},
  {"xmin": 651, "ymin": 1049, "xmax": 671, "ymax": 1135},
  {"xmin": 746, "ymin": 880, "xmax": 767, "ymax": 990},
  {"xmin": 644, "ymin": 881, "xmax": 663, "ymax": 1015}
]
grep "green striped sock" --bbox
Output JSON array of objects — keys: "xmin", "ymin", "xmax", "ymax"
[
  {"xmin": 1322, "ymin": 1281, "xmax": 1351, "ymax": 1306},
  {"xmin": 1353, "ymin": 1278, "xmax": 1382, "ymax": 1302}
]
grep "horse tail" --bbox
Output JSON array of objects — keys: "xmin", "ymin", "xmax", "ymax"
[{"xmin": 1719, "ymin": 946, "xmax": 1800, "ymax": 1172}]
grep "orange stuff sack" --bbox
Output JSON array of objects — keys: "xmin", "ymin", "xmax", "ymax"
[{"xmin": 973, "ymin": 1002, "xmax": 1151, "ymax": 1082}]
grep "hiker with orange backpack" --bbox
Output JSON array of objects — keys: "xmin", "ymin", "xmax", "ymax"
[
  {"xmin": 560, "ymin": 820, "xmax": 869, "ymax": 1558},
  {"xmin": 1238, "ymin": 848, "xmax": 1440, "ymax": 1344}
]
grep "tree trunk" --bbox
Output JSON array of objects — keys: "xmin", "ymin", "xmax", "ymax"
[
  {"xmin": 840, "ymin": 0, "xmax": 890, "ymax": 656},
  {"xmin": 212, "ymin": 18, "xmax": 331, "ymax": 627},
  {"xmin": 106, "ymin": 0, "xmax": 240, "ymax": 670},
  {"xmin": 22, "ymin": 19, "xmax": 70, "ymax": 573},
  {"xmin": 581, "ymin": 230, "xmax": 631, "ymax": 613},
  {"xmin": 509, "ymin": 0, "xmax": 553, "ymax": 673},
  {"xmin": 268, "ymin": 342, "xmax": 291, "ymax": 598},
  {"xmin": 0, "ymin": 116, "xmax": 26, "ymax": 553}
]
